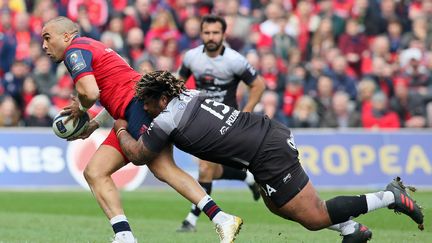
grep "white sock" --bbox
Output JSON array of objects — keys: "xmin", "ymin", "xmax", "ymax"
[
  {"xmin": 365, "ymin": 191, "xmax": 395, "ymax": 212},
  {"xmin": 212, "ymin": 211, "xmax": 232, "ymax": 225},
  {"xmin": 110, "ymin": 215, "xmax": 135, "ymax": 242},
  {"xmin": 197, "ymin": 195, "xmax": 212, "ymax": 210},
  {"xmin": 196, "ymin": 195, "xmax": 230, "ymax": 225},
  {"xmin": 110, "ymin": 215, "xmax": 128, "ymax": 225},
  {"xmin": 185, "ymin": 212, "xmax": 198, "ymax": 226},
  {"xmin": 244, "ymin": 170, "xmax": 255, "ymax": 185},
  {"xmin": 328, "ymin": 220, "xmax": 357, "ymax": 236}
]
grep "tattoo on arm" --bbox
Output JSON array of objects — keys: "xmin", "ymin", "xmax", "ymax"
[{"xmin": 117, "ymin": 131, "xmax": 157, "ymax": 165}]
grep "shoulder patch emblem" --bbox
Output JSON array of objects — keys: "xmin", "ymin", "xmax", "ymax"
[{"xmin": 68, "ymin": 50, "xmax": 86, "ymax": 74}]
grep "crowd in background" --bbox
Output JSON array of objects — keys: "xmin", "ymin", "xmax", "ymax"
[{"xmin": 1, "ymin": 0, "xmax": 432, "ymax": 129}]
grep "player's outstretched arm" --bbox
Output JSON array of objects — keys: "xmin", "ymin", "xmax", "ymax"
[{"xmin": 114, "ymin": 119, "xmax": 158, "ymax": 165}]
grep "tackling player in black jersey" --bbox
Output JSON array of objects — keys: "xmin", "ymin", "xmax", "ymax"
[{"xmin": 115, "ymin": 71, "xmax": 424, "ymax": 243}]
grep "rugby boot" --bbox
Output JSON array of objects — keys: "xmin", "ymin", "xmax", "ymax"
[
  {"xmin": 215, "ymin": 215, "xmax": 243, "ymax": 243},
  {"xmin": 176, "ymin": 220, "xmax": 197, "ymax": 233},
  {"xmin": 386, "ymin": 176, "xmax": 424, "ymax": 230},
  {"xmin": 342, "ymin": 223, "xmax": 372, "ymax": 243},
  {"xmin": 248, "ymin": 182, "xmax": 261, "ymax": 201}
]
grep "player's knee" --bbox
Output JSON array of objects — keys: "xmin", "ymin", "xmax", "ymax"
[
  {"xmin": 147, "ymin": 163, "xmax": 168, "ymax": 183},
  {"xmin": 83, "ymin": 165, "xmax": 108, "ymax": 184},
  {"xmin": 198, "ymin": 164, "xmax": 213, "ymax": 180},
  {"xmin": 83, "ymin": 166, "xmax": 97, "ymax": 184}
]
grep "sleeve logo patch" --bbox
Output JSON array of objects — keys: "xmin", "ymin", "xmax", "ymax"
[{"xmin": 68, "ymin": 50, "xmax": 86, "ymax": 74}]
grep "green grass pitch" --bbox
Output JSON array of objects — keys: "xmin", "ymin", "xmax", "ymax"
[{"xmin": 0, "ymin": 189, "xmax": 430, "ymax": 243}]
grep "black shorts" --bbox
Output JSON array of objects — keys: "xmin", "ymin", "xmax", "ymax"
[{"xmin": 249, "ymin": 121, "xmax": 309, "ymax": 208}]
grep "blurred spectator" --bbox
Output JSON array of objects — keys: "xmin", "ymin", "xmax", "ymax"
[
  {"xmin": 259, "ymin": 2, "xmax": 285, "ymax": 37},
  {"xmin": 313, "ymin": 75, "xmax": 334, "ymax": 121},
  {"xmin": 361, "ymin": 35, "xmax": 392, "ymax": 74},
  {"xmin": 364, "ymin": 57, "xmax": 394, "ymax": 98},
  {"xmin": 24, "ymin": 94, "xmax": 53, "ymax": 127},
  {"xmin": 401, "ymin": 16, "xmax": 432, "ymax": 50},
  {"xmin": 144, "ymin": 9, "xmax": 180, "ymax": 48},
  {"xmin": 32, "ymin": 55, "xmax": 56, "ymax": 97},
  {"xmin": 390, "ymin": 78, "xmax": 427, "ymax": 128},
  {"xmin": 317, "ymin": 0, "xmax": 345, "ymax": 38},
  {"xmin": 282, "ymin": 74, "xmax": 304, "ymax": 124},
  {"xmin": 123, "ymin": 0, "xmax": 152, "ymax": 34},
  {"xmin": 260, "ymin": 52, "xmax": 285, "ymax": 94},
  {"xmin": 14, "ymin": 11, "xmax": 37, "ymax": 61},
  {"xmin": 397, "ymin": 47, "xmax": 430, "ymax": 96},
  {"xmin": 272, "ymin": 14, "xmax": 297, "ymax": 62},
  {"xmin": 320, "ymin": 91, "xmax": 361, "ymax": 128},
  {"xmin": 362, "ymin": 92, "xmax": 400, "ymax": 129},
  {"xmin": 286, "ymin": 0, "xmax": 320, "ymax": 58},
  {"xmin": 0, "ymin": 95, "xmax": 22, "ymax": 126},
  {"xmin": 356, "ymin": 78, "xmax": 377, "ymax": 114},
  {"xmin": 0, "ymin": 10, "xmax": 16, "ymax": 77},
  {"xmin": 325, "ymin": 56, "xmax": 357, "ymax": 100},
  {"xmin": 156, "ymin": 55, "xmax": 175, "ymax": 72},
  {"xmin": 67, "ymin": 0, "xmax": 108, "ymax": 28},
  {"xmin": 338, "ymin": 18, "xmax": 368, "ymax": 76},
  {"xmin": 178, "ymin": 16, "xmax": 202, "ymax": 53},
  {"xmin": 292, "ymin": 95, "xmax": 319, "ymax": 128},
  {"xmin": 386, "ymin": 18, "xmax": 404, "ymax": 53},
  {"xmin": 76, "ymin": 4, "xmax": 101, "ymax": 40},
  {"xmin": 308, "ymin": 17, "xmax": 335, "ymax": 60},
  {"xmin": 134, "ymin": 37, "xmax": 163, "ymax": 71},
  {"xmin": 125, "ymin": 27, "xmax": 145, "ymax": 65},
  {"xmin": 51, "ymin": 65, "xmax": 73, "ymax": 112},
  {"xmin": 1, "ymin": 60, "xmax": 30, "ymax": 108},
  {"xmin": 254, "ymin": 90, "xmax": 288, "ymax": 126},
  {"xmin": 135, "ymin": 59, "xmax": 155, "ymax": 75},
  {"xmin": 22, "ymin": 76, "xmax": 38, "ymax": 113},
  {"xmin": 304, "ymin": 56, "xmax": 326, "ymax": 95},
  {"xmin": 224, "ymin": 0, "xmax": 252, "ymax": 43},
  {"xmin": 28, "ymin": 40, "xmax": 43, "ymax": 69},
  {"xmin": 100, "ymin": 13, "xmax": 126, "ymax": 55}
]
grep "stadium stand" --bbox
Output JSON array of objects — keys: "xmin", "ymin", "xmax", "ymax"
[{"xmin": 1, "ymin": 0, "xmax": 432, "ymax": 129}]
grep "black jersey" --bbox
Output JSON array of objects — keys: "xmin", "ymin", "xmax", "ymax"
[{"xmin": 141, "ymin": 90, "xmax": 270, "ymax": 169}]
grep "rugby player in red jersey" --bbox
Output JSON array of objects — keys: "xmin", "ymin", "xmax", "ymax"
[{"xmin": 41, "ymin": 17, "xmax": 242, "ymax": 243}]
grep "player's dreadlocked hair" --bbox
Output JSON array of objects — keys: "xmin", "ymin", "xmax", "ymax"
[{"xmin": 135, "ymin": 70, "xmax": 186, "ymax": 101}]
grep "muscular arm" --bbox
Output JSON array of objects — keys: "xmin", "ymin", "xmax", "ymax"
[
  {"xmin": 117, "ymin": 129, "xmax": 158, "ymax": 165},
  {"xmin": 242, "ymin": 75, "xmax": 266, "ymax": 112},
  {"xmin": 75, "ymin": 75, "xmax": 100, "ymax": 109}
]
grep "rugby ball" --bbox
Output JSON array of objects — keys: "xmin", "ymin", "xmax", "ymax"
[{"xmin": 52, "ymin": 112, "xmax": 90, "ymax": 139}]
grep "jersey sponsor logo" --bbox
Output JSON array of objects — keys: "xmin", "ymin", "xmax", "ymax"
[
  {"xmin": 68, "ymin": 50, "xmax": 86, "ymax": 75},
  {"xmin": 66, "ymin": 130, "xmax": 148, "ymax": 190}
]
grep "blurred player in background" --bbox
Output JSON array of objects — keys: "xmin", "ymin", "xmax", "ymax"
[
  {"xmin": 41, "ymin": 17, "xmax": 242, "ymax": 243},
  {"xmin": 116, "ymin": 71, "xmax": 425, "ymax": 243},
  {"xmin": 177, "ymin": 15, "xmax": 266, "ymax": 232}
]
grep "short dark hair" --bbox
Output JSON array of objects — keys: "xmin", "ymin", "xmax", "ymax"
[{"xmin": 200, "ymin": 15, "xmax": 227, "ymax": 33}]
